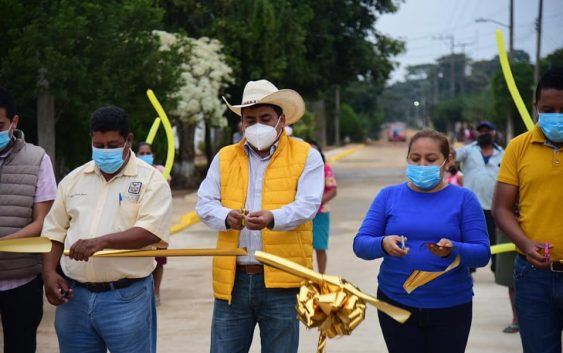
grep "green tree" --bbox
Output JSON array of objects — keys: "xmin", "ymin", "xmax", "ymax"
[{"xmin": 0, "ymin": 0, "xmax": 182, "ymax": 175}]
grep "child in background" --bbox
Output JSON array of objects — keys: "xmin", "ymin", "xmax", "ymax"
[{"xmin": 308, "ymin": 140, "xmax": 337, "ymax": 274}]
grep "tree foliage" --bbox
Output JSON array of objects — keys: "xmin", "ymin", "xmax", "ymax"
[{"xmin": 0, "ymin": 0, "xmax": 183, "ymax": 172}]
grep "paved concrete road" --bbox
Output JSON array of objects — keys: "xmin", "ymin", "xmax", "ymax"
[{"xmin": 33, "ymin": 141, "xmax": 521, "ymax": 352}]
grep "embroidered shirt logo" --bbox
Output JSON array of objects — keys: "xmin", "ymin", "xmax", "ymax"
[{"xmin": 128, "ymin": 182, "xmax": 142, "ymax": 194}]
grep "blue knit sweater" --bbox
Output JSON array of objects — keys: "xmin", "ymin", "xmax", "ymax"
[{"xmin": 353, "ymin": 183, "xmax": 490, "ymax": 308}]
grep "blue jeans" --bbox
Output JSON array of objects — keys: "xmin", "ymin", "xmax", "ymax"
[
  {"xmin": 55, "ymin": 276, "xmax": 156, "ymax": 353},
  {"xmin": 211, "ymin": 272, "xmax": 299, "ymax": 353},
  {"xmin": 514, "ymin": 256, "xmax": 563, "ymax": 353}
]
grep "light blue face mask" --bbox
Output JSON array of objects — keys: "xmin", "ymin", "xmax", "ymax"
[
  {"xmin": 138, "ymin": 154, "xmax": 154, "ymax": 166},
  {"xmin": 0, "ymin": 124, "xmax": 13, "ymax": 151},
  {"xmin": 539, "ymin": 112, "xmax": 563, "ymax": 143},
  {"xmin": 406, "ymin": 163, "xmax": 444, "ymax": 190},
  {"xmin": 92, "ymin": 146, "xmax": 125, "ymax": 174}
]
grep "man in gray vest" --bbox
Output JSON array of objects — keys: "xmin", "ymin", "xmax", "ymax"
[{"xmin": 0, "ymin": 87, "xmax": 57, "ymax": 353}]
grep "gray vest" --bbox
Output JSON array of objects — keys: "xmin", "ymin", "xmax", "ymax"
[{"xmin": 0, "ymin": 133, "xmax": 46, "ymax": 280}]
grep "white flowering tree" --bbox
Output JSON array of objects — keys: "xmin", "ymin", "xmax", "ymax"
[{"xmin": 154, "ymin": 30, "xmax": 233, "ymax": 182}]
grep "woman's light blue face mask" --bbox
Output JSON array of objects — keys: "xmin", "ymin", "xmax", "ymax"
[{"xmin": 406, "ymin": 160, "xmax": 446, "ymax": 190}]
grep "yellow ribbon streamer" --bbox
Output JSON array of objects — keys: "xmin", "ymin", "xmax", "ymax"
[
  {"xmin": 146, "ymin": 118, "xmax": 161, "ymax": 144},
  {"xmin": 496, "ymin": 29, "xmax": 535, "ymax": 131},
  {"xmin": 491, "ymin": 242, "xmax": 516, "ymax": 255},
  {"xmin": 146, "ymin": 89, "xmax": 175, "ymax": 179},
  {"xmin": 0, "ymin": 237, "xmax": 52, "ymax": 253},
  {"xmin": 63, "ymin": 248, "xmax": 247, "ymax": 257},
  {"xmin": 403, "ymin": 255, "xmax": 461, "ymax": 294},
  {"xmin": 170, "ymin": 211, "xmax": 201, "ymax": 235},
  {"xmin": 254, "ymin": 251, "xmax": 411, "ymax": 353}
]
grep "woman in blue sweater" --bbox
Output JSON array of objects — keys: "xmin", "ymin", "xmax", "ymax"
[{"xmin": 353, "ymin": 130, "xmax": 490, "ymax": 353}]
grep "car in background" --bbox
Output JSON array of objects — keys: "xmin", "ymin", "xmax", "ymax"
[{"xmin": 388, "ymin": 122, "xmax": 407, "ymax": 142}]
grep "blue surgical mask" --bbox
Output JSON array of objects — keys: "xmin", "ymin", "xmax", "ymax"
[
  {"xmin": 538, "ymin": 112, "xmax": 563, "ymax": 143},
  {"xmin": 138, "ymin": 154, "xmax": 154, "ymax": 165},
  {"xmin": 406, "ymin": 163, "xmax": 444, "ymax": 190},
  {"xmin": 0, "ymin": 124, "xmax": 13, "ymax": 151},
  {"xmin": 92, "ymin": 146, "xmax": 125, "ymax": 174}
]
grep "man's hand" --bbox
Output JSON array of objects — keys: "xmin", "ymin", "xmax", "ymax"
[
  {"xmin": 226, "ymin": 210, "xmax": 245, "ymax": 230},
  {"xmin": 68, "ymin": 238, "xmax": 105, "ymax": 261},
  {"xmin": 427, "ymin": 238, "xmax": 454, "ymax": 257},
  {"xmin": 43, "ymin": 271, "xmax": 73, "ymax": 306},
  {"xmin": 382, "ymin": 235, "xmax": 410, "ymax": 257},
  {"xmin": 522, "ymin": 240, "xmax": 552, "ymax": 269},
  {"xmin": 245, "ymin": 211, "xmax": 274, "ymax": 231}
]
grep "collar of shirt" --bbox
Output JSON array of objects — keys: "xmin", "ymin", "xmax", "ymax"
[
  {"xmin": 84, "ymin": 149, "xmax": 139, "ymax": 177},
  {"xmin": 244, "ymin": 141, "xmax": 279, "ymax": 161},
  {"xmin": 470, "ymin": 141, "xmax": 503, "ymax": 154}
]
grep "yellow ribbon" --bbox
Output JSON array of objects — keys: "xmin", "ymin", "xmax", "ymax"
[
  {"xmin": 254, "ymin": 251, "xmax": 410, "ymax": 352},
  {"xmin": 403, "ymin": 255, "xmax": 461, "ymax": 294},
  {"xmin": 491, "ymin": 242, "xmax": 516, "ymax": 255},
  {"xmin": 146, "ymin": 118, "xmax": 161, "ymax": 145},
  {"xmin": 63, "ymin": 248, "xmax": 247, "ymax": 257},
  {"xmin": 146, "ymin": 89, "xmax": 176, "ymax": 179},
  {"xmin": 0, "ymin": 237, "xmax": 52, "ymax": 253},
  {"xmin": 496, "ymin": 29, "xmax": 535, "ymax": 131}
]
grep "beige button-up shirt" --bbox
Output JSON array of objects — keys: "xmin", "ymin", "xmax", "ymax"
[{"xmin": 42, "ymin": 153, "xmax": 172, "ymax": 282}]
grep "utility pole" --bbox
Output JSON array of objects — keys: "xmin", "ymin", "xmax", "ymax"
[
  {"xmin": 334, "ymin": 85, "xmax": 341, "ymax": 146},
  {"xmin": 434, "ymin": 35, "xmax": 455, "ymax": 98},
  {"xmin": 455, "ymin": 41, "xmax": 474, "ymax": 96},
  {"xmin": 507, "ymin": 0, "xmax": 515, "ymax": 140},
  {"xmin": 534, "ymin": 0, "xmax": 543, "ymax": 85}
]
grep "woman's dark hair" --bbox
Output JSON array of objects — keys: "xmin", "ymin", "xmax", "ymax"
[
  {"xmin": 90, "ymin": 105, "xmax": 130, "ymax": 138},
  {"xmin": 408, "ymin": 130, "xmax": 450, "ymax": 159},
  {"xmin": 0, "ymin": 86, "xmax": 16, "ymax": 121},
  {"xmin": 136, "ymin": 141, "xmax": 152, "ymax": 152},
  {"xmin": 307, "ymin": 139, "xmax": 325, "ymax": 163},
  {"xmin": 535, "ymin": 67, "xmax": 563, "ymax": 103}
]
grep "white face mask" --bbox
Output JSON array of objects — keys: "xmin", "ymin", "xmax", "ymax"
[{"xmin": 244, "ymin": 118, "xmax": 281, "ymax": 151}]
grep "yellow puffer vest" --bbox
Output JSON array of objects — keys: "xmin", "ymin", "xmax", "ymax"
[{"xmin": 213, "ymin": 133, "xmax": 313, "ymax": 302}]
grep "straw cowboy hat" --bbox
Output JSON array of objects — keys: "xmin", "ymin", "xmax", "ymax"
[{"xmin": 222, "ymin": 80, "xmax": 305, "ymax": 125}]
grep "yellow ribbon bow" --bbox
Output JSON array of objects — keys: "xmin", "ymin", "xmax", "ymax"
[{"xmin": 254, "ymin": 251, "xmax": 411, "ymax": 353}]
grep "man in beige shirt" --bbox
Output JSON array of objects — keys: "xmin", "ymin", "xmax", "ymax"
[{"xmin": 41, "ymin": 106, "xmax": 171, "ymax": 353}]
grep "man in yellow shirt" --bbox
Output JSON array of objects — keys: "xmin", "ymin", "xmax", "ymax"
[
  {"xmin": 41, "ymin": 106, "xmax": 172, "ymax": 353},
  {"xmin": 493, "ymin": 68, "xmax": 563, "ymax": 353}
]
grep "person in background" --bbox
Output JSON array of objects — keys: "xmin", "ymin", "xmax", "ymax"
[
  {"xmin": 0, "ymin": 86, "xmax": 57, "ymax": 353},
  {"xmin": 307, "ymin": 140, "xmax": 337, "ymax": 274},
  {"xmin": 354, "ymin": 129, "xmax": 490, "ymax": 353},
  {"xmin": 232, "ymin": 122, "xmax": 243, "ymax": 144},
  {"xmin": 137, "ymin": 141, "xmax": 171, "ymax": 306},
  {"xmin": 444, "ymin": 150, "xmax": 463, "ymax": 186},
  {"xmin": 492, "ymin": 67, "xmax": 563, "ymax": 353}
]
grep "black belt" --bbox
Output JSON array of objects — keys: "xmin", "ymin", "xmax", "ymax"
[
  {"xmin": 70, "ymin": 276, "xmax": 146, "ymax": 293},
  {"xmin": 518, "ymin": 254, "xmax": 563, "ymax": 272},
  {"xmin": 236, "ymin": 264, "xmax": 264, "ymax": 274}
]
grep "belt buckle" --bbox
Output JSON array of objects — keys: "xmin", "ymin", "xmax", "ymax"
[{"xmin": 549, "ymin": 261, "xmax": 563, "ymax": 273}]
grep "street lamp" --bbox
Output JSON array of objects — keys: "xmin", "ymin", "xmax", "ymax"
[
  {"xmin": 413, "ymin": 100, "xmax": 420, "ymax": 107},
  {"xmin": 474, "ymin": 17, "xmax": 509, "ymax": 28}
]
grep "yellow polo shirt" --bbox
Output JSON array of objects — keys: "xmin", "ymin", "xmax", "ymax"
[
  {"xmin": 497, "ymin": 125, "xmax": 563, "ymax": 260},
  {"xmin": 42, "ymin": 152, "xmax": 172, "ymax": 282}
]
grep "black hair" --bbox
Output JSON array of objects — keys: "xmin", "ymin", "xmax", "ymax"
[
  {"xmin": 307, "ymin": 139, "xmax": 326, "ymax": 163},
  {"xmin": 0, "ymin": 86, "xmax": 16, "ymax": 121},
  {"xmin": 535, "ymin": 67, "xmax": 563, "ymax": 103},
  {"xmin": 408, "ymin": 129, "xmax": 450, "ymax": 159},
  {"xmin": 241, "ymin": 104, "xmax": 283, "ymax": 117},
  {"xmin": 90, "ymin": 106, "xmax": 130, "ymax": 138},
  {"xmin": 136, "ymin": 141, "xmax": 153, "ymax": 152}
]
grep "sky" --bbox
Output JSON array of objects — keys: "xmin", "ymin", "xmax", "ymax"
[{"xmin": 377, "ymin": 0, "xmax": 563, "ymax": 83}]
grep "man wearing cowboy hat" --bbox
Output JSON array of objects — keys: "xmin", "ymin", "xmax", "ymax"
[{"xmin": 197, "ymin": 79, "xmax": 324, "ymax": 353}]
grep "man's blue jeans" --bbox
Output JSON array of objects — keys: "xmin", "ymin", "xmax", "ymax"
[
  {"xmin": 514, "ymin": 256, "xmax": 563, "ymax": 353},
  {"xmin": 55, "ymin": 276, "xmax": 156, "ymax": 353},
  {"xmin": 211, "ymin": 272, "xmax": 299, "ymax": 353}
]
